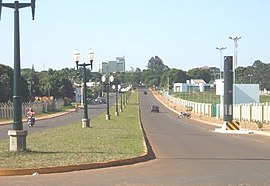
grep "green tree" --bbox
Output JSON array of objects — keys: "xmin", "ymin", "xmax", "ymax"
[
  {"xmin": 160, "ymin": 68, "xmax": 188, "ymax": 88},
  {"xmin": 144, "ymin": 56, "xmax": 169, "ymax": 87},
  {"xmin": 208, "ymin": 67, "xmax": 220, "ymax": 82},
  {"xmin": 21, "ymin": 66, "xmax": 39, "ymax": 100},
  {"xmin": 0, "ymin": 64, "xmax": 13, "ymax": 102},
  {"xmin": 187, "ymin": 67, "xmax": 211, "ymax": 83}
]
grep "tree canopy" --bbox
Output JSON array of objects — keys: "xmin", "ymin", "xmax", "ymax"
[{"xmin": 1, "ymin": 57, "xmax": 270, "ymax": 103}]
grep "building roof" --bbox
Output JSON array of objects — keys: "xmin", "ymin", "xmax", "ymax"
[{"xmin": 191, "ymin": 79, "xmax": 206, "ymax": 84}]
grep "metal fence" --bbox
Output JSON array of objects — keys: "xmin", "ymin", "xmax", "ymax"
[
  {"xmin": 0, "ymin": 99, "xmax": 64, "ymax": 119},
  {"xmin": 161, "ymin": 91, "xmax": 270, "ymax": 124}
]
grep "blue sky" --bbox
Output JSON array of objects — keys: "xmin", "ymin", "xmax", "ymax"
[{"xmin": 0, "ymin": 0, "xmax": 270, "ymax": 72}]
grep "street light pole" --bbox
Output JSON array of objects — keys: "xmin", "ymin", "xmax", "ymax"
[
  {"xmin": 123, "ymin": 91, "xmax": 126, "ymax": 108},
  {"xmin": 229, "ymin": 36, "xmax": 241, "ymax": 84},
  {"xmin": 229, "ymin": 36, "xmax": 241, "ymax": 105},
  {"xmin": 112, "ymin": 84, "xmax": 119, "ymax": 116},
  {"xmin": 119, "ymin": 87, "xmax": 123, "ymax": 112},
  {"xmin": 102, "ymin": 75, "xmax": 114, "ymax": 120},
  {"xmin": 248, "ymin": 74, "xmax": 253, "ymax": 84},
  {"xmin": 1, "ymin": 0, "xmax": 36, "ymax": 151},
  {"xmin": 73, "ymin": 49, "xmax": 95, "ymax": 128},
  {"xmin": 216, "ymin": 47, "xmax": 227, "ymax": 79}
]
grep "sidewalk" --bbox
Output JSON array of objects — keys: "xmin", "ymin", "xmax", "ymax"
[
  {"xmin": 152, "ymin": 91, "xmax": 270, "ymax": 137},
  {"xmin": 0, "ymin": 109, "xmax": 75, "ymax": 126}
]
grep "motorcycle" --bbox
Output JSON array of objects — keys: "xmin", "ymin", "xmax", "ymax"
[
  {"xmin": 178, "ymin": 111, "xmax": 191, "ymax": 119},
  {"xmin": 27, "ymin": 116, "xmax": 35, "ymax": 127}
]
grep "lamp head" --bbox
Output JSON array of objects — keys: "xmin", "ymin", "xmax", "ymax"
[
  {"xmin": 101, "ymin": 75, "xmax": 106, "ymax": 83},
  {"xmin": 88, "ymin": 48, "xmax": 94, "ymax": 70},
  {"xmin": 109, "ymin": 75, "xmax": 114, "ymax": 83},
  {"xmin": 73, "ymin": 49, "xmax": 80, "ymax": 62}
]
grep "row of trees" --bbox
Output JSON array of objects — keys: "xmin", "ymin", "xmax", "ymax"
[{"xmin": 0, "ymin": 57, "xmax": 269, "ymax": 103}]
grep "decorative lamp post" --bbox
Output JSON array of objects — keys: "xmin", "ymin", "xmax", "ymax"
[
  {"xmin": 119, "ymin": 85, "xmax": 123, "ymax": 112},
  {"xmin": 102, "ymin": 75, "xmax": 114, "ymax": 120},
  {"xmin": 248, "ymin": 74, "xmax": 253, "ymax": 84},
  {"xmin": 112, "ymin": 84, "xmax": 119, "ymax": 116},
  {"xmin": 1, "ymin": 0, "xmax": 36, "ymax": 151},
  {"xmin": 123, "ymin": 90, "xmax": 127, "ymax": 107},
  {"xmin": 73, "ymin": 48, "xmax": 95, "ymax": 128}
]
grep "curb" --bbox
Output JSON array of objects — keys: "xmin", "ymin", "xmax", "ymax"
[{"xmin": 0, "ymin": 152, "xmax": 150, "ymax": 176}]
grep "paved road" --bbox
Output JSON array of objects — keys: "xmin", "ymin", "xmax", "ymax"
[
  {"xmin": 0, "ymin": 94, "xmax": 116, "ymax": 140},
  {"xmin": 1, "ymin": 90, "xmax": 270, "ymax": 185}
]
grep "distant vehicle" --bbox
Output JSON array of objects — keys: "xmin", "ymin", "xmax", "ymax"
[
  {"xmin": 143, "ymin": 91, "xmax": 147, "ymax": 95},
  {"xmin": 151, "ymin": 105, "xmax": 159, "ymax": 113},
  {"xmin": 94, "ymin": 98, "xmax": 102, "ymax": 104},
  {"xmin": 178, "ymin": 111, "xmax": 191, "ymax": 119},
  {"xmin": 94, "ymin": 97, "xmax": 106, "ymax": 104},
  {"xmin": 99, "ymin": 97, "xmax": 106, "ymax": 103}
]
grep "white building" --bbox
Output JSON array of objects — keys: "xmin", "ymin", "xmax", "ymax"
[{"xmin": 173, "ymin": 79, "xmax": 210, "ymax": 92}]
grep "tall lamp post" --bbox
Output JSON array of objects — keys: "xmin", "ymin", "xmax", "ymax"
[
  {"xmin": 73, "ymin": 48, "xmax": 95, "ymax": 128},
  {"xmin": 119, "ymin": 85, "xmax": 123, "ymax": 112},
  {"xmin": 229, "ymin": 36, "xmax": 241, "ymax": 84},
  {"xmin": 229, "ymin": 36, "xmax": 241, "ymax": 105},
  {"xmin": 112, "ymin": 84, "xmax": 120, "ymax": 116},
  {"xmin": 102, "ymin": 75, "xmax": 114, "ymax": 120},
  {"xmin": 216, "ymin": 47, "xmax": 227, "ymax": 79},
  {"xmin": 1, "ymin": 0, "xmax": 36, "ymax": 151}
]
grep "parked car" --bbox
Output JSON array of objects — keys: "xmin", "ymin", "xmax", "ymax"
[{"xmin": 151, "ymin": 105, "xmax": 159, "ymax": 113}]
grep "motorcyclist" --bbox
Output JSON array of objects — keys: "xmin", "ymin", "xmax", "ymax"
[
  {"xmin": 178, "ymin": 111, "xmax": 191, "ymax": 119},
  {"xmin": 27, "ymin": 108, "xmax": 35, "ymax": 126}
]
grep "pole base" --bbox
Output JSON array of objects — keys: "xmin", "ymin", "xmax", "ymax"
[
  {"xmin": 106, "ymin": 114, "xmax": 110, "ymax": 120},
  {"xmin": 81, "ymin": 118, "xmax": 90, "ymax": 128},
  {"xmin": 215, "ymin": 121, "xmax": 253, "ymax": 134},
  {"xmin": 215, "ymin": 128, "xmax": 253, "ymax": 134},
  {"xmin": 8, "ymin": 130, "xmax": 28, "ymax": 151}
]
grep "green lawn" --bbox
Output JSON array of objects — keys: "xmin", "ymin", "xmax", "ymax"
[
  {"xmin": 260, "ymin": 95, "xmax": 270, "ymax": 103},
  {"xmin": 0, "ymin": 91, "xmax": 145, "ymax": 169},
  {"xmin": 172, "ymin": 91, "xmax": 270, "ymax": 104},
  {"xmin": 172, "ymin": 90, "xmax": 220, "ymax": 104}
]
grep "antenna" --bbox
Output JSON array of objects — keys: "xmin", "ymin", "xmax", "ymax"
[{"xmin": 31, "ymin": 0, "xmax": 35, "ymax": 20}]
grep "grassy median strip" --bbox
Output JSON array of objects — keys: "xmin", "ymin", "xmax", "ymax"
[{"xmin": 0, "ymin": 91, "xmax": 145, "ymax": 169}]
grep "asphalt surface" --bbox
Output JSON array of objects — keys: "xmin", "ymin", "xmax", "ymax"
[
  {"xmin": 1, "ymin": 90, "xmax": 270, "ymax": 185},
  {"xmin": 0, "ymin": 94, "xmax": 116, "ymax": 140}
]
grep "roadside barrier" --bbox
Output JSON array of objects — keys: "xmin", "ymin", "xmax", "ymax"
[
  {"xmin": 0, "ymin": 99, "xmax": 64, "ymax": 119},
  {"xmin": 161, "ymin": 91, "xmax": 270, "ymax": 124}
]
